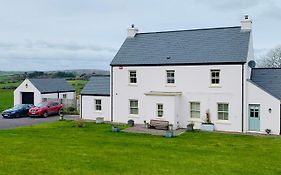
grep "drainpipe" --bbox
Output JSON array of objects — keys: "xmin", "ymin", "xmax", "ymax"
[
  {"xmin": 80, "ymin": 94, "xmax": 83, "ymax": 119},
  {"xmin": 241, "ymin": 64, "xmax": 244, "ymax": 133},
  {"xmin": 111, "ymin": 66, "xmax": 113, "ymax": 122}
]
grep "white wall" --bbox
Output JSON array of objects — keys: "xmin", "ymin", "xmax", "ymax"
[
  {"xmin": 112, "ymin": 65, "xmax": 244, "ymax": 132},
  {"xmin": 246, "ymin": 81, "xmax": 280, "ymax": 135},
  {"xmin": 14, "ymin": 79, "xmax": 41, "ymax": 105},
  {"xmin": 81, "ymin": 95, "xmax": 111, "ymax": 121},
  {"xmin": 41, "ymin": 92, "xmax": 76, "ymax": 100}
]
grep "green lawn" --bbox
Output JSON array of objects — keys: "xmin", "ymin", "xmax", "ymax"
[
  {"xmin": 0, "ymin": 121, "xmax": 280, "ymax": 175},
  {"xmin": 0, "ymin": 89, "xmax": 13, "ymax": 112}
]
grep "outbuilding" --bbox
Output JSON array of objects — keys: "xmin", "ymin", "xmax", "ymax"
[
  {"xmin": 14, "ymin": 78, "xmax": 76, "ymax": 106},
  {"xmin": 80, "ymin": 76, "xmax": 110, "ymax": 121}
]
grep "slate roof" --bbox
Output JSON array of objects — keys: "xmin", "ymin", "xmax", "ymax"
[
  {"xmin": 250, "ymin": 68, "xmax": 281, "ymax": 100},
  {"xmin": 111, "ymin": 26, "xmax": 251, "ymax": 66},
  {"xmin": 29, "ymin": 78, "xmax": 75, "ymax": 93},
  {"xmin": 80, "ymin": 76, "xmax": 110, "ymax": 96}
]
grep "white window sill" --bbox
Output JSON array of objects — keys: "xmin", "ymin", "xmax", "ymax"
[
  {"xmin": 214, "ymin": 120, "xmax": 231, "ymax": 125},
  {"xmin": 128, "ymin": 83, "xmax": 138, "ymax": 86},
  {"xmin": 94, "ymin": 111, "xmax": 102, "ymax": 114},
  {"xmin": 165, "ymin": 84, "xmax": 176, "ymax": 87},
  {"xmin": 209, "ymin": 84, "xmax": 222, "ymax": 88},
  {"xmin": 129, "ymin": 114, "xmax": 139, "ymax": 118},
  {"xmin": 188, "ymin": 118, "xmax": 202, "ymax": 122}
]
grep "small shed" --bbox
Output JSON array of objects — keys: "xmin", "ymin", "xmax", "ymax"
[
  {"xmin": 14, "ymin": 78, "xmax": 75, "ymax": 106},
  {"xmin": 80, "ymin": 76, "xmax": 110, "ymax": 121}
]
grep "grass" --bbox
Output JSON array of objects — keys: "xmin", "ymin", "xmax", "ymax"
[
  {"xmin": 0, "ymin": 121, "xmax": 280, "ymax": 175},
  {"xmin": 0, "ymin": 89, "xmax": 13, "ymax": 112}
]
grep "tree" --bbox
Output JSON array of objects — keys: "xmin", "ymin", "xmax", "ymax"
[{"xmin": 259, "ymin": 46, "xmax": 281, "ymax": 68}]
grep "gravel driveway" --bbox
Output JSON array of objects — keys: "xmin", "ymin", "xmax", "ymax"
[{"xmin": 0, "ymin": 115, "xmax": 78, "ymax": 129}]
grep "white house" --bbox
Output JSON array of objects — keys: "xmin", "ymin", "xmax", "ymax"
[
  {"xmin": 108, "ymin": 16, "xmax": 281, "ymax": 135},
  {"xmin": 80, "ymin": 76, "xmax": 110, "ymax": 121},
  {"xmin": 14, "ymin": 78, "xmax": 76, "ymax": 106}
]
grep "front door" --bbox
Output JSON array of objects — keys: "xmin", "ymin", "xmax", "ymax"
[{"xmin": 248, "ymin": 104, "xmax": 260, "ymax": 131}]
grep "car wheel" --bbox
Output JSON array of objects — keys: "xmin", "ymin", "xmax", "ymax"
[
  {"xmin": 16, "ymin": 114, "xmax": 20, "ymax": 118},
  {"xmin": 43, "ymin": 112, "xmax": 48, "ymax": 118}
]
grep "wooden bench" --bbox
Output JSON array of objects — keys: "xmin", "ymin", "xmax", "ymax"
[{"xmin": 149, "ymin": 120, "xmax": 169, "ymax": 130}]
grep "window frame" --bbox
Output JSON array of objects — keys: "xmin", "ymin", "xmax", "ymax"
[
  {"xmin": 190, "ymin": 102, "xmax": 200, "ymax": 118},
  {"xmin": 63, "ymin": 94, "xmax": 67, "ymax": 99},
  {"xmin": 129, "ymin": 70, "xmax": 137, "ymax": 84},
  {"xmin": 217, "ymin": 103, "xmax": 229, "ymax": 120},
  {"xmin": 166, "ymin": 70, "xmax": 175, "ymax": 84},
  {"xmin": 95, "ymin": 99, "xmax": 102, "ymax": 112},
  {"xmin": 129, "ymin": 99, "xmax": 139, "ymax": 115},
  {"xmin": 210, "ymin": 69, "xmax": 220, "ymax": 85},
  {"xmin": 156, "ymin": 103, "xmax": 164, "ymax": 117}
]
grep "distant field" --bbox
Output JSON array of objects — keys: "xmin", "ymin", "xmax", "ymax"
[
  {"xmin": 0, "ymin": 89, "xmax": 13, "ymax": 112},
  {"xmin": 67, "ymin": 80, "xmax": 88, "ymax": 95}
]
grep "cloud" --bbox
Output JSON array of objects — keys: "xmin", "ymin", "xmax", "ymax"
[
  {"xmin": 194, "ymin": 0, "xmax": 262, "ymax": 11},
  {"xmin": 0, "ymin": 40, "xmax": 116, "ymax": 71}
]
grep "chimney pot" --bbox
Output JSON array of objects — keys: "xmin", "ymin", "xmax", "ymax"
[
  {"xmin": 127, "ymin": 24, "xmax": 138, "ymax": 38},
  {"xmin": 241, "ymin": 15, "xmax": 252, "ymax": 31}
]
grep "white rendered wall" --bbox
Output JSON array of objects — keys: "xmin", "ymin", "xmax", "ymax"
[
  {"xmin": 246, "ymin": 81, "xmax": 280, "ymax": 135},
  {"xmin": 14, "ymin": 79, "xmax": 41, "ymax": 105},
  {"xmin": 81, "ymin": 95, "xmax": 111, "ymax": 121},
  {"xmin": 41, "ymin": 92, "xmax": 75, "ymax": 100},
  {"xmin": 112, "ymin": 65, "xmax": 243, "ymax": 132}
]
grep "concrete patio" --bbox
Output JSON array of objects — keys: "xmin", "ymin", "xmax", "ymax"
[{"xmin": 123, "ymin": 124, "xmax": 186, "ymax": 136}]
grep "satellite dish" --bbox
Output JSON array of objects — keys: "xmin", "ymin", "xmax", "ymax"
[{"xmin": 248, "ymin": 60, "xmax": 256, "ymax": 68}]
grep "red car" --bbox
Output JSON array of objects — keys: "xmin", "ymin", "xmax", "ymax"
[{"xmin": 28, "ymin": 101, "xmax": 63, "ymax": 117}]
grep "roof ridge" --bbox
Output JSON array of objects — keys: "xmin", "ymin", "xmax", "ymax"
[{"xmin": 137, "ymin": 26, "xmax": 241, "ymax": 35}]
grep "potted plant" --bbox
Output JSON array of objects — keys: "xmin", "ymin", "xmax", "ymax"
[
  {"xmin": 165, "ymin": 124, "xmax": 174, "ymax": 138},
  {"xmin": 186, "ymin": 122, "xmax": 194, "ymax": 131},
  {"xmin": 112, "ymin": 124, "xmax": 120, "ymax": 132},
  {"xmin": 201, "ymin": 110, "xmax": 214, "ymax": 131},
  {"xmin": 96, "ymin": 117, "xmax": 104, "ymax": 124}
]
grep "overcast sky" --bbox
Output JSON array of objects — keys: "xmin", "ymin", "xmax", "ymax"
[{"xmin": 0, "ymin": 0, "xmax": 280, "ymax": 71}]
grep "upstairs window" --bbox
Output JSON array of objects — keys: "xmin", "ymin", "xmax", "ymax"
[
  {"xmin": 129, "ymin": 100, "xmax": 139, "ymax": 115},
  {"xmin": 211, "ymin": 70, "xmax": 220, "ymax": 85},
  {"xmin": 166, "ymin": 70, "xmax": 175, "ymax": 84},
  {"xmin": 63, "ymin": 94, "xmax": 67, "ymax": 99},
  {"xmin": 157, "ymin": 104, "xmax": 163, "ymax": 117},
  {"xmin": 129, "ymin": 70, "xmax": 137, "ymax": 84},
  {"xmin": 95, "ymin": 99, "xmax": 102, "ymax": 111}
]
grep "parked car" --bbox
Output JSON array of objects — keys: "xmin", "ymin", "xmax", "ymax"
[
  {"xmin": 2, "ymin": 104, "xmax": 34, "ymax": 118},
  {"xmin": 28, "ymin": 101, "xmax": 63, "ymax": 117}
]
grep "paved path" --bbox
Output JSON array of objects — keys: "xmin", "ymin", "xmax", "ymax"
[
  {"xmin": 123, "ymin": 124, "xmax": 186, "ymax": 136},
  {"xmin": 0, "ymin": 115, "xmax": 78, "ymax": 129}
]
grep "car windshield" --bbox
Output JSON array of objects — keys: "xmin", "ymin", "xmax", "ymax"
[
  {"xmin": 36, "ymin": 102, "xmax": 48, "ymax": 108},
  {"xmin": 12, "ymin": 104, "xmax": 24, "ymax": 109}
]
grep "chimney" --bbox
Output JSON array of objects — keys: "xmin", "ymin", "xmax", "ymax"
[
  {"xmin": 241, "ymin": 15, "xmax": 252, "ymax": 31},
  {"xmin": 127, "ymin": 24, "xmax": 138, "ymax": 38}
]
